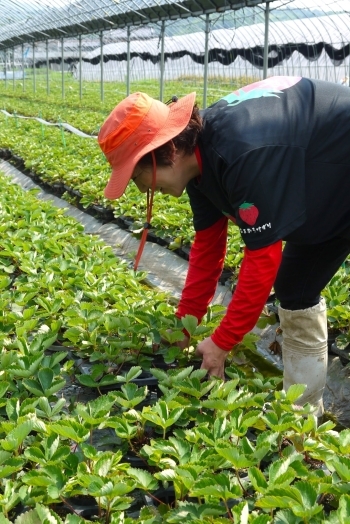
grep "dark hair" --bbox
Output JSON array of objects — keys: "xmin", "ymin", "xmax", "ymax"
[{"xmin": 138, "ymin": 104, "xmax": 202, "ymax": 168}]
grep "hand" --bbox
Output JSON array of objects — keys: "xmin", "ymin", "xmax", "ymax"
[
  {"xmin": 176, "ymin": 335, "xmax": 190, "ymax": 351},
  {"xmin": 196, "ymin": 337, "xmax": 228, "ymax": 379}
]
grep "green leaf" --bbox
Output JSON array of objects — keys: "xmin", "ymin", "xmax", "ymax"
[
  {"xmin": 339, "ymin": 429, "xmax": 350, "ymax": 454},
  {"xmin": 215, "ymin": 443, "xmax": 256, "ymax": 469},
  {"xmin": 47, "ymin": 485, "xmax": 61, "ymax": 500},
  {"xmin": 181, "ymin": 315, "xmax": 198, "ymax": 336},
  {"xmin": 268, "ymin": 458, "xmax": 294, "ymax": 486},
  {"xmin": 248, "ymin": 466, "xmax": 268, "ymax": 493},
  {"xmin": 327, "ymin": 455, "xmax": 350, "ymax": 482},
  {"xmin": 38, "ymin": 368, "xmax": 54, "ymax": 392},
  {"xmin": 154, "ymin": 469, "xmax": 177, "ymax": 482},
  {"xmin": 45, "ymin": 379, "xmax": 66, "ymax": 397},
  {"xmin": 285, "ymin": 384, "xmax": 307, "ymax": 403},
  {"xmin": 13, "ymin": 509, "xmax": 42, "ymax": 524},
  {"xmin": 24, "ymin": 447, "xmax": 46, "ymax": 464},
  {"xmin": 35, "ymin": 504, "xmax": 62, "ymax": 523},
  {"xmin": 255, "ymin": 493, "xmax": 295, "ymax": 509},
  {"xmin": 30, "ymin": 332, "xmax": 58, "ymax": 352},
  {"xmin": 337, "ymin": 494, "xmax": 350, "ymax": 524},
  {"xmin": 94, "ymin": 454, "xmax": 115, "ymax": 477},
  {"xmin": 190, "ymin": 473, "xmax": 242, "ymax": 500},
  {"xmin": 49, "ymin": 420, "xmax": 90, "ymax": 443},
  {"xmin": 0, "ymin": 458, "xmax": 26, "ymax": 478},
  {"xmin": 76, "ymin": 374, "xmax": 101, "ymax": 387},
  {"xmin": 1, "ymin": 419, "xmax": 35, "ymax": 451},
  {"xmin": 166, "ymin": 501, "xmax": 224, "ymax": 522},
  {"xmin": 22, "ymin": 379, "xmax": 44, "ymax": 397},
  {"xmin": 127, "ymin": 468, "xmax": 159, "ymax": 491},
  {"xmin": 293, "ymin": 480, "xmax": 318, "ymax": 509},
  {"xmin": 125, "ymin": 366, "xmax": 142, "ymax": 382},
  {"xmin": 21, "ymin": 470, "xmax": 53, "ymax": 487},
  {"xmin": 274, "ymin": 509, "xmax": 303, "ymax": 524},
  {"xmin": 107, "ymin": 417, "xmax": 137, "ymax": 439},
  {"xmin": 231, "ymin": 502, "xmax": 249, "ymax": 524},
  {"xmin": 0, "ymin": 383, "xmax": 10, "ymax": 399}
]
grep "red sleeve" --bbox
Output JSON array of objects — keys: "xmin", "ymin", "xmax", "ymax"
[
  {"xmin": 176, "ymin": 216, "xmax": 228, "ymax": 321},
  {"xmin": 211, "ymin": 241, "xmax": 283, "ymax": 351}
]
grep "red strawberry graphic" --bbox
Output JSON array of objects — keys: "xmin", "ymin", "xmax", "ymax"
[{"xmin": 238, "ymin": 202, "xmax": 259, "ymax": 226}]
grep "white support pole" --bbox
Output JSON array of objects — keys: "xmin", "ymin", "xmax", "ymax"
[
  {"xmin": 12, "ymin": 47, "xmax": 15, "ymax": 90},
  {"xmin": 61, "ymin": 37, "xmax": 65, "ymax": 99},
  {"xmin": 22, "ymin": 43, "xmax": 25, "ymax": 91},
  {"xmin": 79, "ymin": 34, "xmax": 82, "ymax": 100},
  {"xmin": 4, "ymin": 49, "xmax": 7, "ymax": 89},
  {"xmin": 203, "ymin": 14, "xmax": 210, "ymax": 109},
  {"xmin": 100, "ymin": 31, "xmax": 104, "ymax": 102},
  {"xmin": 46, "ymin": 40, "xmax": 50, "ymax": 95},
  {"xmin": 33, "ymin": 41, "xmax": 36, "ymax": 93},
  {"xmin": 159, "ymin": 20, "xmax": 165, "ymax": 102},
  {"xmin": 263, "ymin": 1, "xmax": 270, "ymax": 80},
  {"xmin": 126, "ymin": 26, "xmax": 131, "ymax": 96}
]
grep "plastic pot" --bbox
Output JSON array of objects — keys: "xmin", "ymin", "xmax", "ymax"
[
  {"xmin": 75, "ymin": 359, "xmax": 159, "ymax": 391},
  {"xmin": 99, "ymin": 371, "xmax": 158, "ymax": 392},
  {"xmin": 327, "ymin": 330, "xmax": 342, "ymax": 352},
  {"xmin": 146, "ymin": 230, "xmax": 159, "ymax": 244},
  {"xmin": 64, "ymin": 495, "xmax": 98, "ymax": 516},
  {"xmin": 91, "ymin": 204, "xmax": 115, "ymax": 221},
  {"xmin": 123, "ymin": 453, "xmax": 150, "ymax": 469},
  {"xmin": 330, "ymin": 342, "xmax": 350, "ymax": 365},
  {"xmin": 219, "ymin": 268, "xmax": 233, "ymax": 285},
  {"xmin": 144, "ymin": 486, "xmax": 176, "ymax": 507}
]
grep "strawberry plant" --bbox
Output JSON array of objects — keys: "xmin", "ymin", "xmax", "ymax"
[{"xmin": 0, "ymin": 164, "xmax": 350, "ymax": 522}]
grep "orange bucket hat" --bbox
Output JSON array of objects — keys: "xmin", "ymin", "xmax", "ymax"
[{"xmin": 99, "ymin": 91, "xmax": 196, "ymax": 200}]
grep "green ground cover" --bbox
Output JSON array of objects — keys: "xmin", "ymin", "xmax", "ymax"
[
  {"xmin": 0, "ymin": 71, "xmax": 256, "ymax": 119},
  {"xmin": 0, "ymin": 171, "xmax": 349, "ymax": 523},
  {"xmin": 0, "ymin": 107, "xmax": 245, "ymax": 274}
]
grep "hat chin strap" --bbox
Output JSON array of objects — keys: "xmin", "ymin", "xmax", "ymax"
[{"xmin": 134, "ymin": 150, "xmax": 157, "ymax": 271}]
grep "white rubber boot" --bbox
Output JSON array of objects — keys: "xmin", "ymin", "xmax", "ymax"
[{"xmin": 278, "ymin": 298, "xmax": 328, "ymax": 417}]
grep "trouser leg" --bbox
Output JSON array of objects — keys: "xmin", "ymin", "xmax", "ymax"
[{"xmin": 274, "ymin": 237, "xmax": 350, "ymax": 416}]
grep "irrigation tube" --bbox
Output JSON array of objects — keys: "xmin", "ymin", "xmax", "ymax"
[{"xmin": 0, "ymin": 110, "xmax": 98, "ymax": 139}]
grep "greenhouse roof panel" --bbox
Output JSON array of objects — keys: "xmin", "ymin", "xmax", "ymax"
[{"xmin": 0, "ymin": 0, "xmax": 277, "ymax": 48}]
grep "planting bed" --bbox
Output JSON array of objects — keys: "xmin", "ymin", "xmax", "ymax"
[
  {"xmin": 0, "ymin": 172, "xmax": 349, "ymax": 523},
  {"xmin": 0, "ymin": 97, "xmax": 245, "ymax": 285},
  {"xmin": 1, "ymin": 78, "xmax": 350, "ymax": 521}
]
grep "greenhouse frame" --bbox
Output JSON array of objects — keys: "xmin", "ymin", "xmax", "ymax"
[{"xmin": 0, "ymin": 0, "xmax": 349, "ymax": 106}]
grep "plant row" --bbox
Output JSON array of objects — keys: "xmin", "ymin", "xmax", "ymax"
[
  {"xmin": 0, "ymin": 73, "xmax": 252, "ymax": 127},
  {"xmin": 0, "ymin": 109, "xmax": 245, "ymax": 276},
  {"xmin": 0, "ymin": 171, "xmax": 350, "ymax": 523},
  {"xmin": 1, "ymin": 96, "xmax": 350, "ymax": 354}
]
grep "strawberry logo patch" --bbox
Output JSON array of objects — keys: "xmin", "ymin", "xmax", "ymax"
[{"xmin": 238, "ymin": 202, "xmax": 259, "ymax": 226}]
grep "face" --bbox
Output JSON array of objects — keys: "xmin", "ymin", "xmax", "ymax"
[{"xmin": 131, "ymin": 162, "xmax": 186, "ymax": 198}]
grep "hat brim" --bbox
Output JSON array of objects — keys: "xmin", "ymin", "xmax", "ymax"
[{"xmin": 103, "ymin": 91, "xmax": 196, "ymax": 200}]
